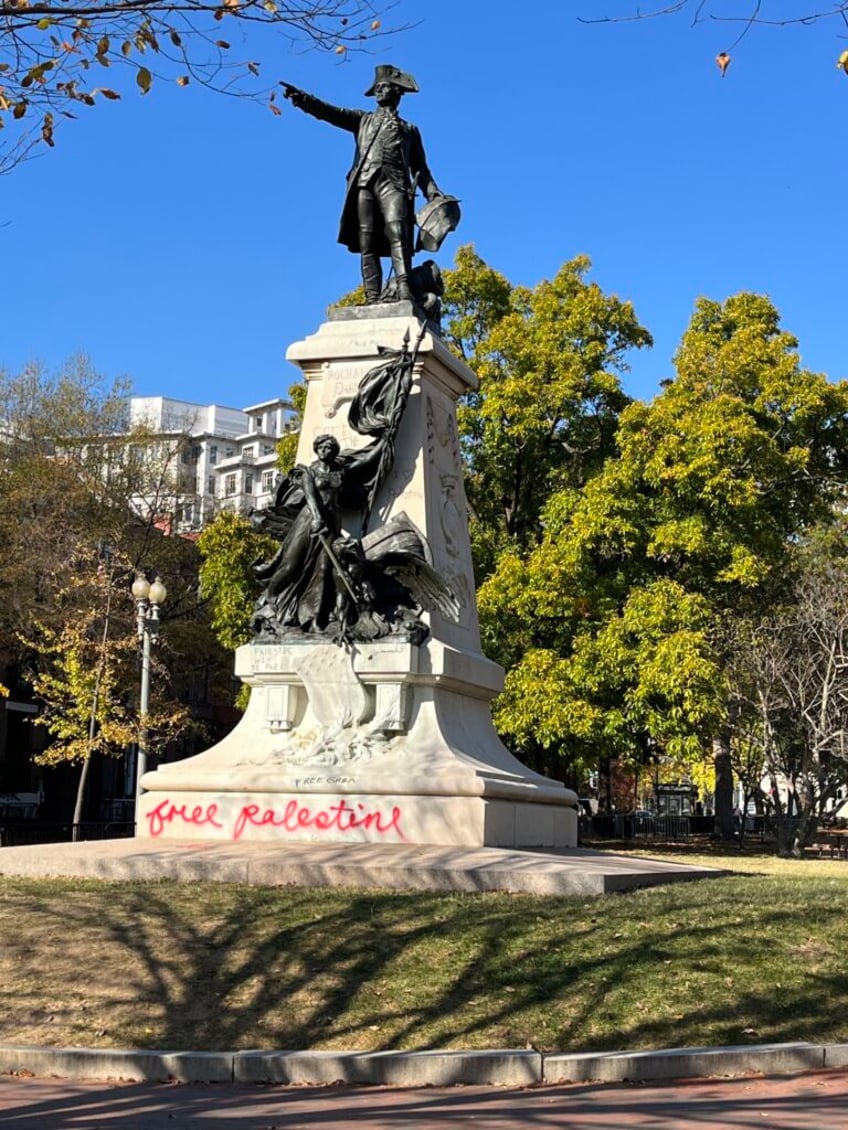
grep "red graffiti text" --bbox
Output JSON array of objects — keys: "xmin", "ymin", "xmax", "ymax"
[
  {"xmin": 233, "ymin": 799, "xmax": 405, "ymax": 841},
  {"xmin": 146, "ymin": 799, "xmax": 224, "ymax": 838}
]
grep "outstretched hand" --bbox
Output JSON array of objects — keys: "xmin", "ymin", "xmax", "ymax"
[{"xmin": 282, "ymin": 83, "xmax": 306, "ymax": 108}]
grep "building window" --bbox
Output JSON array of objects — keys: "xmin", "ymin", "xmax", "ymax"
[
  {"xmin": 261, "ymin": 470, "xmax": 275, "ymax": 493},
  {"xmin": 207, "ymin": 476, "xmax": 216, "ymax": 494},
  {"xmin": 224, "ymin": 473, "xmax": 237, "ymax": 497},
  {"xmin": 262, "ymin": 443, "xmax": 274, "ymax": 455},
  {"xmin": 192, "ymin": 445, "xmax": 202, "ymax": 462},
  {"xmin": 225, "ymin": 447, "xmax": 234, "ymax": 458},
  {"xmin": 245, "ymin": 473, "xmax": 254, "ymax": 494},
  {"xmin": 242, "ymin": 444, "xmax": 255, "ymax": 458},
  {"xmin": 210, "ymin": 446, "xmax": 218, "ymax": 464}
]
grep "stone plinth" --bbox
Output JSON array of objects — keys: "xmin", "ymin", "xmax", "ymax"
[
  {"xmin": 138, "ymin": 311, "xmax": 578, "ymax": 849},
  {"xmin": 289, "ymin": 308, "xmax": 481, "ymax": 652}
]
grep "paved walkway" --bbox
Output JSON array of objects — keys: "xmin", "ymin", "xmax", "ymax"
[{"xmin": 2, "ymin": 1070, "xmax": 848, "ymax": 1128}]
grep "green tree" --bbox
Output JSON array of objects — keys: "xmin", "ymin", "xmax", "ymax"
[
  {"xmin": 442, "ymin": 244, "xmax": 652, "ymax": 585},
  {"xmin": 197, "ymin": 509, "xmax": 275, "ymax": 654},
  {"xmin": 0, "ymin": 1, "xmax": 397, "ymax": 172},
  {"xmin": 0, "ymin": 357, "xmax": 234, "ymax": 811},
  {"xmin": 422, "ymin": 246, "xmax": 651, "ymax": 789},
  {"xmin": 24, "ymin": 545, "xmax": 191, "ymax": 824},
  {"xmin": 275, "ymin": 379, "xmax": 306, "ymax": 474},
  {"xmin": 481, "ymin": 293, "xmax": 848, "ymax": 821}
]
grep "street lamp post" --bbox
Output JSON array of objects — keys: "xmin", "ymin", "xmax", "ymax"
[{"xmin": 132, "ymin": 573, "xmax": 167, "ymax": 819}]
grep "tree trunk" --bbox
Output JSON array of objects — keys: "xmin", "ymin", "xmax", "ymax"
[
  {"xmin": 789, "ymin": 811, "xmax": 818, "ymax": 858},
  {"xmin": 71, "ymin": 755, "xmax": 91, "ymax": 839},
  {"xmin": 71, "ymin": 567, "xmax": 112, "ymax": 841},
  {"xmin": 774, "ymin": 811, "xmax": 798, "ymax": 858},
  {"xmin": 599, "ymin": 755, "xmax": 613, "ymax": 814},
  {"xmin": 713, "ymin": 729, "xmax": 735, "ymax": 840}
]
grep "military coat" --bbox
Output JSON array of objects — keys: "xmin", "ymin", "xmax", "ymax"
[{"xmin": 294, "ymin": 93, "xmax": 439, "ymax": 257}]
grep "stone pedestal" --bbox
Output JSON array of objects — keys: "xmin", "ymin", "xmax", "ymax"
[{"xmin": 138, "ymin": 310, "xmax": 578, "ymax": 848}]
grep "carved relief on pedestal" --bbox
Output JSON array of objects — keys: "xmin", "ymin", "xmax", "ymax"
[
  {"xmin": 422, "ymin": 392, "xmax": 475, "ymax": 632},
  {"xmin": 426, "ymin": 393, "xmax": 459, "ymax": 467},
  {"xmin": 439, "ymin": 473, "xmax": 463, "ymax": 559},
  {"xmin": 375, "ymin": 457, "xmax": 418, "ymax": 524},
  {"xmin": 293, "ymin": 646, "xmax": 372, "ymax": 729},
  {"xmin": 267, "ymin": 684, "xmax": 301, "ymax": 734},
  {"xmin": 443, "ymin": 567, "xmax": 473, "ymax": 624},
  {"xmin": 248, "ymin": 645, "xmax": 415, "ymax": 769}
]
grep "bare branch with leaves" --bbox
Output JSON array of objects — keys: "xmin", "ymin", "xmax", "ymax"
[
  {"xmin": 724, "ymin": 543, "xmax": 848, "ymax": 856},
  {"xmin": 580, "ymin": 2, "xmax": 848, "ymax": 66},
  {"xmin": 0, "ymin": 0, "xmax": 402, "ymax": 171}
]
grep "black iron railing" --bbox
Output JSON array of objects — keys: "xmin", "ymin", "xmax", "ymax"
[{"xmin": 0, "ymin": 821, "xmax": 135, "ymax": 847}]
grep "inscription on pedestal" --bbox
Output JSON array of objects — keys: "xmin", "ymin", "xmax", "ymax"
[{"xmin": 321, "ymin": 362, "xmax": 371, "ymax": 418}]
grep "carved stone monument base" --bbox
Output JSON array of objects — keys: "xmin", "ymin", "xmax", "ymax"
[
  {"xmin": 139, "ymin": 639, "xmax": 576, "ymax": 847},
  {"xmin": 138, "ymin": 312, "xmax": 578, "ymax": 848}
]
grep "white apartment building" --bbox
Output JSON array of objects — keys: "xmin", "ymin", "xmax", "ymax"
[
  {"xmin": 215, "ymin": 398, "xmax": 293, "ymax": 522},
  {"xmin": 128, "ymin": 395, "xmax": 294, "ymax": 531}
]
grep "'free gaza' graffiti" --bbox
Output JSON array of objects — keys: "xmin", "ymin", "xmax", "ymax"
[{"xmin": 145, "ymin": 797, "xmax": 406, "ymax": 841}]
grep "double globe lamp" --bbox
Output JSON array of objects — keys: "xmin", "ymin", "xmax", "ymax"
[{"xmin": 131, "ymin": 573, "xmax": 167, "ymax": 814}]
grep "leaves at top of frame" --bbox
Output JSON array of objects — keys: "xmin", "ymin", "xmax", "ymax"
[{"xmin": 0, "ymin": 0, "xmax": 401, "ymax": 173}]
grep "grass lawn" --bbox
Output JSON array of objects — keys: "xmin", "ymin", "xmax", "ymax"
[{"xmin": 1, "ymin": 847, "xmax": 847, "ymax": 1054}]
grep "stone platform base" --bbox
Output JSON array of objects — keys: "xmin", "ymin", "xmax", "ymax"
[{"xmin": 0, "ymin": 838, "xmax": 725, "ymax": 896}]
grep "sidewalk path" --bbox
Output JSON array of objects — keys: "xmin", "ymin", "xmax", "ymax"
[{"xmin": 2, "ymin": 1070, "xmax": 848, "ymax": 1129}]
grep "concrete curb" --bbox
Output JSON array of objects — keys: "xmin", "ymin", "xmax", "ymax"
[{"xmin": 1, "ymin": 1042, "xmax": 847, "ymax": 1087}]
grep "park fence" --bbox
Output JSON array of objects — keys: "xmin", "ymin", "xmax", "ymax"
[
  {"xmin": 581, "ymin": 813, "xmax": 770, "ymax": 842},
  {"xmin": 582, "ymin": 813, "xmax": 716, "ymax": 841},
  {"xmin": 0, "ymin": 821, "xmax": 135, "ymax": 848}
]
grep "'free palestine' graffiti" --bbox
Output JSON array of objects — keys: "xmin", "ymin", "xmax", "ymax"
[{"xmin": 145, "ymin": 797, "xmax": 406, "ymax": 841}]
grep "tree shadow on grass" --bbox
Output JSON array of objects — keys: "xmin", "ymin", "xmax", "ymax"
[{"xmin": 3, "ymin": 875, "xmax": 848, "ymax": 1054}]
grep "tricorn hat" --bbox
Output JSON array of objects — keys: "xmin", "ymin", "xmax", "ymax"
[
  {"xmin": 415, "ymin": 195, "xmax": 461, "ymax": 253},
  {"xmin": 365, "ymin": 64, "xmax": 419, "ymax": 96}
]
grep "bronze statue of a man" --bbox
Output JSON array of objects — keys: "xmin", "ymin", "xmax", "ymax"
[{"xmin": 283, "ymin": 65, "xmax": 446, "ymax": 304}]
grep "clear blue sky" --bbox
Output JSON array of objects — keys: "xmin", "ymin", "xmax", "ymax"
[{"xmin": 3, "ymin": 1, "xmax": 846, "ymax": 409}]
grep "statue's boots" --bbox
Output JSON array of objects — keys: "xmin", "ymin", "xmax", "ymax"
[
  {"xmin": 360, "ymin": 251, "xmax": 383, "ymax": 303},
  {"xmin": 387, "ymin": 221, "xmax": 414, "ymax": 303},
  {"xmin": 394, "ymin": 274, "xmax": 414, "ymax": 302}
]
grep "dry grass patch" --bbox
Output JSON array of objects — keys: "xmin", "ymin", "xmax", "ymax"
[
  {"xmin": 2, "ymin": 865, "xmax": 848, "ymax": 1054},
  {"xmin": 603, "ymin": 840, "xmax": 848, "ymax": 877}
]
